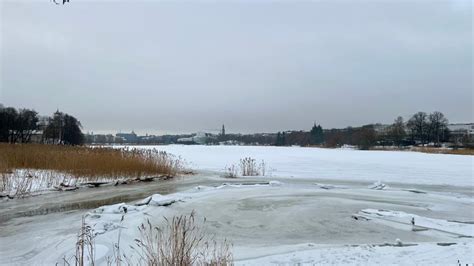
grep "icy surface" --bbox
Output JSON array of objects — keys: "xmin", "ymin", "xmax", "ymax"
[
  {"xmin": 236, "ymin": 241, "xmax": 473, "ymax": 265},
  {"xmin": 132, "ymin": 145, "xmax": 473, "ymax": 186},
  {"xmin": 3, "ymin": 179, "xmax": 472, "ymax": 265}
]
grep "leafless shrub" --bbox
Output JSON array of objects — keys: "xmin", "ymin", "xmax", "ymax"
[
  {"xmin": 133, "ymin": 211, "xmax": 233, "ymax": 265},
  {"xmin": 200, "ymin": 239, "xmax": 233, "ymax": 266},
  {"xmin": 57, "ymin": 216, "xmax": 96, "ymax": 266},
  {"xmin": 240, "ymin": 157, "xmax": 257, "ymax": 176},
  {"xmin": 61, "ymin": 212, "xmax": 232, "ymax": 265},
  {"xmin": 223, "ymin": 165, "xmax": 238, "ymax": 178},
  {"xmin": 223, "ymin": 157, "xmax": 267, "ymax": 178}
]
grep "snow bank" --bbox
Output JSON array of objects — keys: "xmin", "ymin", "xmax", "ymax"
[
  {"xmin": 137, "ymin": 194, "xmax": 180, "ymax": 206},
  {"xmin": 359, "ymin": 209, "xmax": 474, "ymax": 237},
  {"xmin": 368, "ymin": 181, "xmax": 387, "ymax": 190},
  {"xmin": 314, "ymin": 183, "xmax": 348, "ymax": 190}
]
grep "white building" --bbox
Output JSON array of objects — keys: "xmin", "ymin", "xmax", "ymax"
[
  {"xmin": 448, "ymin": 123, "xmax": 474, "ymax": 136},
  {"xmin": 177, "ymin": 132, "xmax": 209, "ymax": 144}
]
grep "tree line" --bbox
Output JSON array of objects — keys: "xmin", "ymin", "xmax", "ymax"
[
  {"xmin": 274, "ymin": 111, "xmax": 468, "ymax": 149},
  {"xmin": 0, "ymin": 105, "xmax": 84, "ymax": 145}
]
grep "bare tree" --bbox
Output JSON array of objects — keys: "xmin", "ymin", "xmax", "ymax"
[
  {"xmin": 389, "ymin": 116, "xmax": 406, "ymax": 147},
  {"xmin": 407, "ymin": 112, "xmax": 428, "ymax": 145},
  {"xmin": 427, "ymin": 111, "xmax": 448, "ymax": 146}
]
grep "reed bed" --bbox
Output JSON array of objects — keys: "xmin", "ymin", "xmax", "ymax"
[
  {"xmin": 0, "ymin": 143, "xmax": 181, "ymax": 178},
  {"xmin": 0, "ymin": 144, "xmax": 183, "ymax": 197}
]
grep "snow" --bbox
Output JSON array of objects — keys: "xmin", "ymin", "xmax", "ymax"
[
  {"xmin": 368, "ymin": 181, "xmax": 387, "ymax": 190},
  {"xmin": 137, "ymin": 194, "xmax": 180, "ymax": 206},
  {"xmin": 236, "ymin": 241, "xmax": 473, "ymax": 265},
  {"xmin": 269, "ymin": 180, "xmax": 283, "ymax": 186},
  {"xmin": 130, "ymin": 145, "xmax": 473, "ymax": 186},
  {"xmin": 0, "ymin": 169, "xmax": 129, "ymax": 197},
  {"xmin": 359, "ymin": 209, "xmax": 474, "ymax": 237},
  {"xmin": 41, "ymin": 182, "xmax": 472, "ymax": 265},
  {"xmin": 314, "ymin": 183, "xmax": 348, "ymax": 189}
]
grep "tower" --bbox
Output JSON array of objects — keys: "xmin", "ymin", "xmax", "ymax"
[{"xmin": 221, "ymin": 124, "xmax": 226, "ymax": 136}]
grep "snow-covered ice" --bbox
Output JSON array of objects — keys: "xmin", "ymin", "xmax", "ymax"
[{"xmin": 132, "ymin": 145, "xmax": 473, "ymax": 186}]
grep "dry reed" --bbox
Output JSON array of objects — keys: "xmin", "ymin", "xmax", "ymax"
[
  {"xmin": 63, "ymin": 212, "xmax": 233, "ymax": 266},
  {"xmin": 411, "ymin": 147, "xmax": 474, "ymax": 155},
  {"xmin": 0, "ymin": 143, "xmax": 182, "ymax": 178},
  {"xmin": 133, "ymin": 211, "xmax": 233, "ymax": 265}
]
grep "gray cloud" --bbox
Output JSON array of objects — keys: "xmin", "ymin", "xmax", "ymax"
[{"xmin": 1, "ymin": 0, "xmax": 472, "ymax": 134}]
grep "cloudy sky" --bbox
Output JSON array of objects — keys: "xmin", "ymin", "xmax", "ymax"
[{"xmin": 1, "ymin": 0, "xmax": 472, "ymax": 134}]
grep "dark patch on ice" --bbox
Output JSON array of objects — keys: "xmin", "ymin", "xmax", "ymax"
[
  {"xmin": 351, "ymin": 215, "xmax": 370, "ymax": 221},
  {"xmin": 314, "ymin": 183, "xmax": 348, "ymax": 190},
  {"xmin": 448, "ymin": 220, "xmax": 474, "ymax": 224},
  {"xmin": 404, "ymin": 189, "xmax": 427, "ymax": 194},
  {"xmin": 377, "ymin": 243, "xmax": 418, "ymax": 247},
  {"xmin": 221, "ymin": 182, "xmax": 270, "ymax": 186},
  {"xmin": 81, "ymin": 181, "xmax": 110, "ymax": 188},
  {"xmin": 135, "ymin": 196, "xmax": 152, "ymax": 206},
  {"xmin": 436, "ymin": 242, "xmax": 457, "ymax": 246}
]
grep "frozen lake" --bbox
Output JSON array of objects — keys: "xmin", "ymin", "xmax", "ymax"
[
  {"xmin": 1, "ymin": 145, "xmax": 473, "ymax": 265},
  {"xmin": 133, "ymin": 145, "xmax": 473, "ymax": 186}
]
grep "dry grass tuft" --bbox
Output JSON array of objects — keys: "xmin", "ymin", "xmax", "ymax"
[
  {"xmin": 224, "ymin": 157, "xmax": 266, "ymax": 178},
  {"xmin": 62, "ymin": 212, "xmax": 233, "ymax": 266},
  {"xmin": 0, "ymin": 143, "xmax": 182, "ymax": 178},
  {"xmin": 133, "ymin": 211, "xmax": 233, "ymax": 265}
]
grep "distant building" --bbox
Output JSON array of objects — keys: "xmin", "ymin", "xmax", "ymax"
[
  {"xmin": 29, "ymin": 130, "xmax": 44, "ymax": 143},
  {"xmin": 448, "ymin": 123, "xmax": 474, "ymax": 136},
  {"xmin": 116, "ymin": 131, "xmax": 138, "ymax": 143},
  {"xmin": 177, "ymin": 132, "xmax": 209, "ymax": 144},
  {"xmin": 221, "ymin": 124, "xmax": 226, "ymax": 136}
]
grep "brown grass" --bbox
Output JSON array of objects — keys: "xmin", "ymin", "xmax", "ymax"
[
  {"xmin": 370, "ymin": 146, "xmax": 474, "ymax": 155},
  {"xmin": 411, "ymin": 147, "xmax": 474, "ymax": 155},
  {"xmin": 0, "ymin": 143, "xmax": 182, "ymax": 178},
  {"xmin": 65, "ymin": 212, "xmax": 233, "ymax": 266},
  {"xmin": 133, "ymin": 211, "xmax": 233, "ymax": 265}
]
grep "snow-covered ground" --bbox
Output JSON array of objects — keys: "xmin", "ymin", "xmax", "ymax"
[
  {"xmin": 132, "ymin": 145, "xmax": 473, "ymax": 186},
  {"xmin": 1, "ymin": 146, "xmax": 472, "ymax": 265}
]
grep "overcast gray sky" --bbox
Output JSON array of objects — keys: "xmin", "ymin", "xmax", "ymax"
[{"xmin": 1, "ymin": 0, "xmax": 472, "ymax": 134}]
